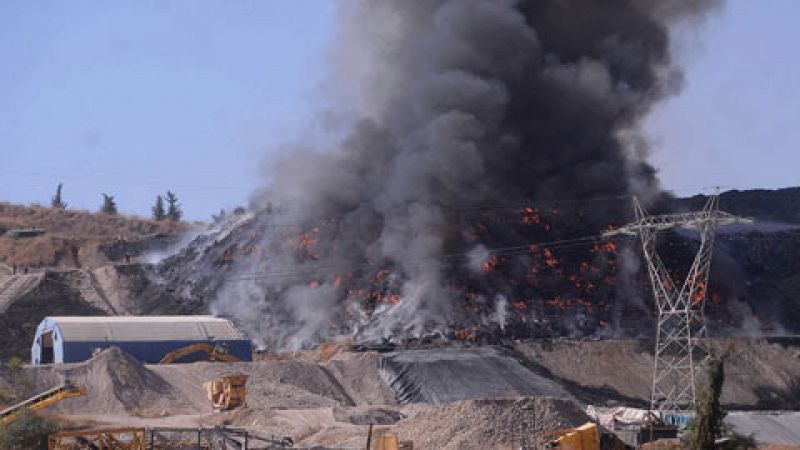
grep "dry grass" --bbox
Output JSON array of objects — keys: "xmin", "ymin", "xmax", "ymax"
[
  {"xmin": 0, "ymin": 203, "xmax": 188, "ymax": 238},
  {"xmin": 0, "ymin": 203, "xmax": 192, "ymax": 268}
]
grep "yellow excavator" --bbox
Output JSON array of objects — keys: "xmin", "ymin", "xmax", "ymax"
[
  {"xmin": 0, "ymin": 380, "xmax": 86, "ymax": 425},
  {"xmin": 159, "ymin": 343, "xmax": 241, "ymax": 364}
]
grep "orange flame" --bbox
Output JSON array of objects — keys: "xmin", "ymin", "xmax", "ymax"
[{"xmin": 482, "ymin": 254, "xmax": 500, "ymax": 273}]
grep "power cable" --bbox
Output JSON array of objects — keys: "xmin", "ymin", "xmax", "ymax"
[{"xmin": 219, "ymin": 234, "xmax": 608, "ymax": 282}]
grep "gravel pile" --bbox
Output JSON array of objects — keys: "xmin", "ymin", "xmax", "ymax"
[
  {"xmin": 396, "ymin": 397, "xmax": 589, "ymax": 450},
  {"xmin": 25, "ymin": 347, "xmax": 193, "ymax": 416}
]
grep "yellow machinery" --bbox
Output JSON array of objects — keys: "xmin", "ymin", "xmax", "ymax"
[
  {"xmin": 545, "ymin": 422, "xmax": 600, "ymax": 450},
  {"xmin": 0, "ymin": 380, "xmax": 86, "ymax": 425},
  {"xmin": 159, "ymin": 343, "xmax": 241, "ymax": 364},
  {"xmin": 203, "ymin": 373, "xmax": 248, "ymax": 411},
  {"xmin": 48, "ymin": 427, "xmax": 146, "ymax": 450},
  {"xmin": 366, "ymin": 427, "xmax": 413, "ymax": 450}
]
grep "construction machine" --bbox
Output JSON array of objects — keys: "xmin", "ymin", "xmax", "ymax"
[
  {"xmin": 203, "ymin": 373, "xmax": 248, "ymax": 411},
  {"xmin": 366, "ymin": 426, "xmax": 413, "ymax": 450},
  {"xmin": 544, "ymin": 422, "xmax": 601, "ymax": 450},
  {"xmin": 0, "ymin": 380, "xmax": 86, "ymax": 425},
  {"xmin": 159, "ymin": 342, "xmax": 241, "ymax": 364}
]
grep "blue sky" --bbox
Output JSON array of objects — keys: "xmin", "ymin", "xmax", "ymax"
[
  {"xmin": 0, "ymin": 1, "xmax": 798, "ymax": 220},
  {"xmin": 647, "ymin": 0, "xmax": 800, "ymax": 195}
]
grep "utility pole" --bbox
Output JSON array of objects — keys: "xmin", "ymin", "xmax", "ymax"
[{"xmin": 605, "ymin": 191, "xmax": 750, "ymax": 413}]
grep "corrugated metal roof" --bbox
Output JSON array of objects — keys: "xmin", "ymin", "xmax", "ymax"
[{"xmin": 46, "ymin": 316, "xmax": 245, "ymax": 342}]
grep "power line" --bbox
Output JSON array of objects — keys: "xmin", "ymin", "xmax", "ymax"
[{"xmin": 219, "ymin": 234, "xmax": 608, "ymax": 282}]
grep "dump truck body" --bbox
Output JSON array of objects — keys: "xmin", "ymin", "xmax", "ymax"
[{"xmin": 203, "ymin": 373, "xmax": 248, "ymax": 411}]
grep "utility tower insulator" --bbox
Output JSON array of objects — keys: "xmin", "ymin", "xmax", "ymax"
[{"xmin": 604, "ymin": 192, "xmax": 751, "ymax": 413}]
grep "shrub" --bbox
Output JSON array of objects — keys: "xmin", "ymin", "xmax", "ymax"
[{"xmin": 0, "ymin": 408, "xmax": 59, "ymax": 450}]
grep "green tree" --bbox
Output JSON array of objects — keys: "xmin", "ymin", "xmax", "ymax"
[
  {"xmin": 685, "ymin": 349, "xmax": 757, "ymax": 450},
  {"xmin": 50, "ymin": 183, "xmax": 66, "ymax": 209},
  {"xmin": 688, "ymin": 353, "xmax": 726, "ymax": 450},
  {"xmin": 7, "ymin": 356, "xmax": 30, "ymax": 398},
  {"xmin": 152, "ymin": 195, "xmax": 166, "ymax": 221},
  {"xmin": 165, "ymin": 191, "xmax": 182, "ymax": 222},
  {"xmin": 0, "ymin": 408, "xmax": 59, "ymax": 450},
  {"xmin": 100, "ymin": 193, "xmax": 118, "ymax": 215}
]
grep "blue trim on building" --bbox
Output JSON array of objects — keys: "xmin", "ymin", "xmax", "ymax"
[{"xmin": 60, "ymin": 339, "xmax": 252, "ymax": 363}]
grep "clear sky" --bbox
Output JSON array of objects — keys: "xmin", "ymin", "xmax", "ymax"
[
  {"xmin": 0, "ymin": 0, "xmax": 798, "ymax": 220},
  {"xmin": 647, "ymin": 0, "xmax": 800, "ymax": 195},
  {"xmin": 0, "ymin": 1, "xmax": 336, "ymax": 220}
]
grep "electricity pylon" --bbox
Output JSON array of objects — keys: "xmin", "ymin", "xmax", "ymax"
[{"xmin": 605, "ymin": 192, "xmax": 751, "ymax": 413}]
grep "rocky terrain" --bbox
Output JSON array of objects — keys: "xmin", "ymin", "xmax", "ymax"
[
  {"xmin": 0, "ymin": 204, "xmax": 191, "ymax": 359},
  {"xmin": 1, "ymin": 191, "xmax": 800, "ymax": 448},
  {"xmin": 2, "ymin": 338, "xmax": 798, "ymax": 448}
]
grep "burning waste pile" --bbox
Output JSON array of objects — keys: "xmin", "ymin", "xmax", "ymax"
[{"xmin": 157, "ymin": 0, "xmax": 726, "ymax": 350}]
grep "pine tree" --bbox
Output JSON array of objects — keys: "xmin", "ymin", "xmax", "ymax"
[
  {"xmin": 211, "ymin": 208, "xmax": 227, "ymax": 223},
  {"xmin": 165, "ymin": 191, "xmax": 182, "ymax": 222},
  {"xmin": 100, "ymin": 193, "xmax": 118, "ymax": 215},
  {"xmin": 152, "ymin": 195, "xmax": 166, "ymax": 221},
  {"xmin": 50, "ymin": 183, "xmax": 66, "ymax": 209}
]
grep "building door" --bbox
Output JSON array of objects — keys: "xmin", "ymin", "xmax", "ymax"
[{"xmin": 41, "ymin": 331, "xmax": 54, "ymax": 364}]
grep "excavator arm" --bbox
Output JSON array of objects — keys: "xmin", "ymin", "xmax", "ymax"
[{"xmin": 159, "ymin": 343, "xmax": 240, "ymax": 364}]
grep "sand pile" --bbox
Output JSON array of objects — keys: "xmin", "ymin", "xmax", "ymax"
[
  {"xmin": 149, "ymin": 359, "xmax": 361, "ymax": 410},
  {"xmin": 26, "ymin": 347, "xmax": 193, "ymax": 416},
  {"xmin": 396, "ymin": 397, "xmax": 589, "ymax": 450}
]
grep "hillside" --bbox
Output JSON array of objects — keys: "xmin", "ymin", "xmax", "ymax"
[
  {"xmin": 0, "ymin": 203, "xmax": 193, "ymax": 359},
  {"xmin": 2, "ymin": 187, "xmax": 800, "ymax": 360},
  {"xmin": 0, "ymin": 203, "xmax": 191, "ymax": 269},
  {"xmin": 156, "ymin": 187, "xmax": 800, "ymax": 348}
]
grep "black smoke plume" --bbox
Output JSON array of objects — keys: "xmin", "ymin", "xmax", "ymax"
[{"xmin": 201, "ymin": 0, "xmax": 721, "ymax": 349}]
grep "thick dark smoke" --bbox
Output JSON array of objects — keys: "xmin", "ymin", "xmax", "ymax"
[{"xmin": 210, "ymin": 0, "xmax": 722, "ymax": 349}]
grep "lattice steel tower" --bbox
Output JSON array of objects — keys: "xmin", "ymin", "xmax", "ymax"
[{"xmin": 605, "ymin": 192, "xmax": 750, "ymax": 413}]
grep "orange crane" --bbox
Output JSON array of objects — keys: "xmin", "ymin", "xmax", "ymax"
[{"xmin": 0, "ymin": 380, "xmax": 86, "ymax": 425}]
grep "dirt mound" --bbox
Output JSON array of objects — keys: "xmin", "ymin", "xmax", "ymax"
[
  {"xmin": 148, "ymin": 359, "xmax": 357, "ymax": 410},
  {"xmin": 26, "ymin": 347, "xmax": 193, "ymax": 416},
  {"xmin": 326, "ymin": 352, "xmax": 398, "ymax": 406},
  {"xmin": 333, "ymin": 406, "xmax": 404, "ymax": 425},
  {"xmin": 0, "ymin": 271, "xmax": 106, "ymax": 360},
  {"xmin": 513, "ymin": 337, "xmax": 800, "ymax": 409},
  {"xmin": 396, "ymin": 397, "xmax": 588, "ymax": 450},
  {"xmin": 0, "ymin": 266, "xmax": 186, "ymax": 360}
]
